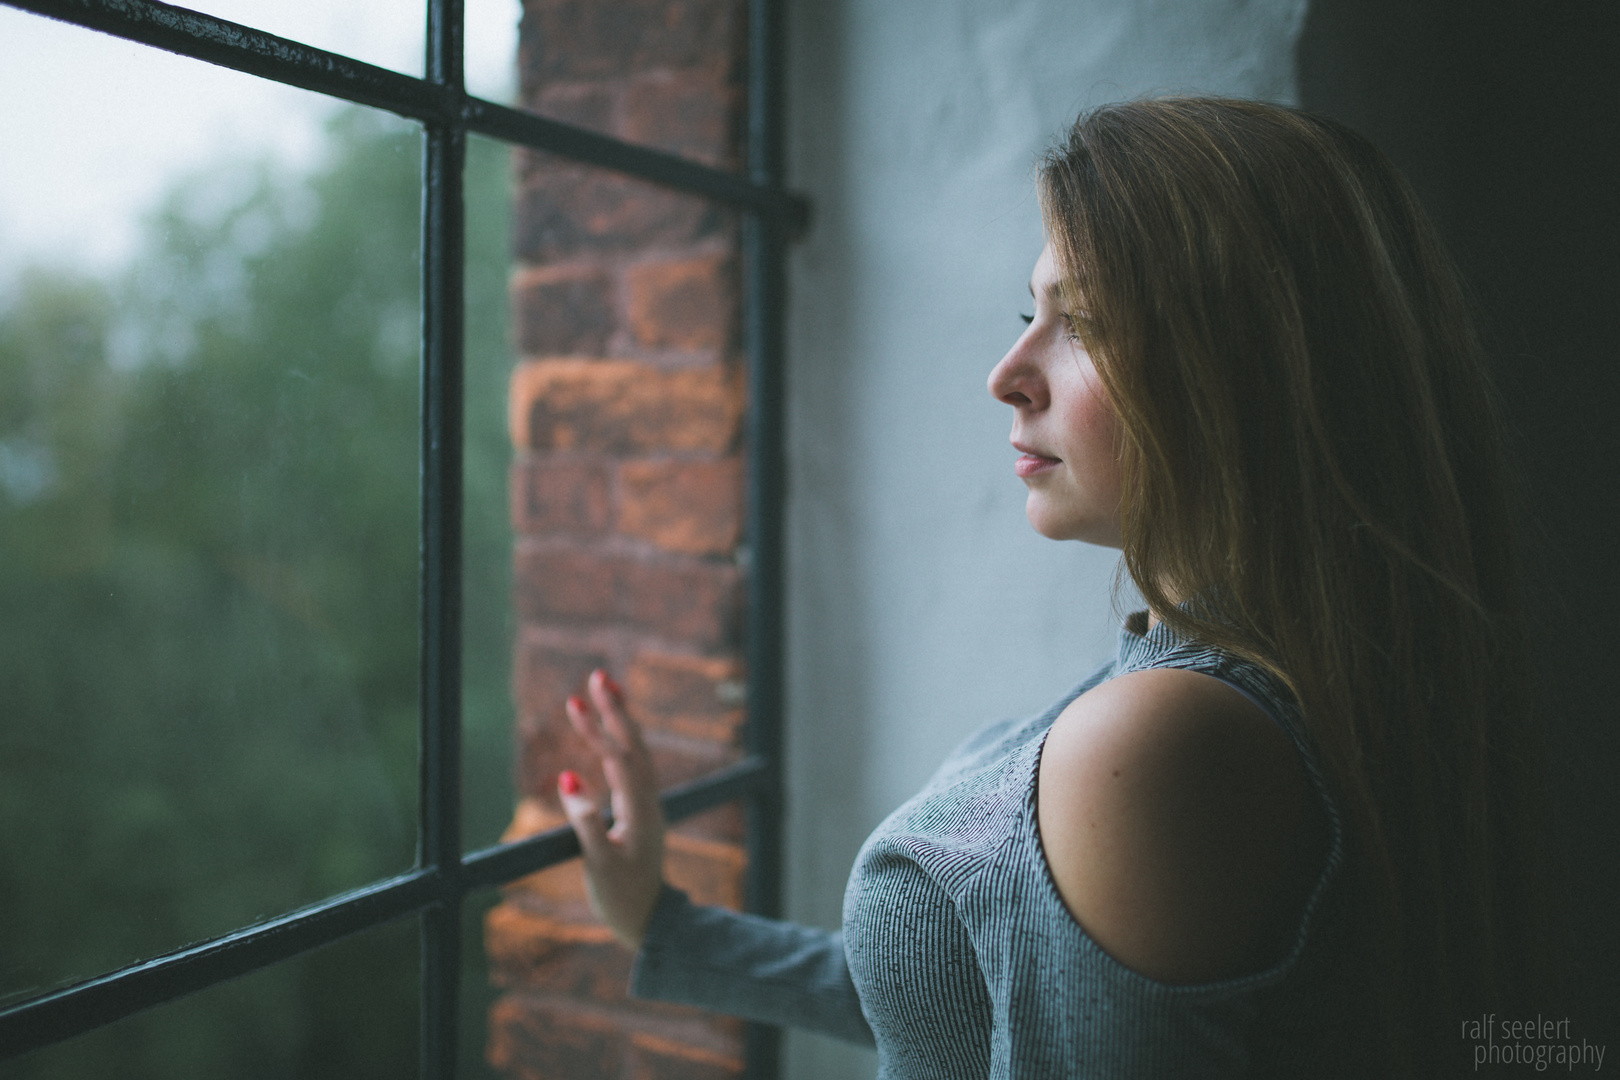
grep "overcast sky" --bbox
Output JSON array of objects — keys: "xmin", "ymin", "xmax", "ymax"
[{"xmin": 0, "ymin": 0, "xmax": 519, "ymax": 277}]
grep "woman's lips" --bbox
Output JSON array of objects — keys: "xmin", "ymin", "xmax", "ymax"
[{"xmin": 1015, "ymin": 452, "xmax": 1062, "ymax": 478}]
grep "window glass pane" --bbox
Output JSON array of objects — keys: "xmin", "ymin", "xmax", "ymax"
[
  {"xmin": 166, "ymin": 0, "xmax": 426, "ymax": 80},
  {"xmin": 465, "ymin": 0, "xmax": 521, "ymax": 103},
  {"xmin": 0, "ymin": 20, "xmax": 422, "ymax": 1002},
  {"xmin": 0, "ymin": 8, "xmax": 333, "ymax": 274},
  {"xmin": 463, "ymin": 133, "xmax": 518, "ymax": 853},
  {"xmin": 6, "ymin": 918, "xmax": 419, "ymax": 1080}
]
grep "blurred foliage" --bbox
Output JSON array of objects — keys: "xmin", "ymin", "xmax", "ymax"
[{"xmin": 0, "ymin": 109, "xmax": 515, "ymax": 1078}]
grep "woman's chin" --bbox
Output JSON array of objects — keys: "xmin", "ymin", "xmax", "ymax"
[
  {"xmin": 1025, "ymin": 500, "xmax": 1122, "ymax": 548},
  {"xmin": 1024, "ymin": 500, "xmax": 1076, "ymax": 542}
]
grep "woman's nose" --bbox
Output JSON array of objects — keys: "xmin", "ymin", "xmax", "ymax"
[{"xmin": 988, "ymin": 339, "xmax": 1043, "ymax": 408}]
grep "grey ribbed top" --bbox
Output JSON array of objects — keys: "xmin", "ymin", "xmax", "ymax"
[{"xmin": 633, "ymin": 612, "xmax": 1355, "ymax": 1078}]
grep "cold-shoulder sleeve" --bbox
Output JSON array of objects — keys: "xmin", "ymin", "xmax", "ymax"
[
  {"xmin": 630, "ymin": 884, "xmax": 876, "ymax": 1047},
  {"xmin": 839, "ymin": 634, "xmax": 1351, "ymax": 1077}
]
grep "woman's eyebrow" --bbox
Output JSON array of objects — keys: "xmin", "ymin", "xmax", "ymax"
[{"xmin": 1030, "ymin": 279, "xmax": 1068, "ymax": 306}]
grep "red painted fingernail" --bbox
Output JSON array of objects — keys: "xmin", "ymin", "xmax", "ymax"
[
  {"xmin": 558, "ymin": 770, "xmax": 581, "ymax": 795},
  {"xmin": 602, "ymin": 671, "xmax": 623, "ymax": 698},
  {"xmin": 566, "ymin": 695, "xmax": 586, "ymax": 713}
]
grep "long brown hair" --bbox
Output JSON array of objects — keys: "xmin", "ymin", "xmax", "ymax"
[{"xmin": 1039, "ymin": 97, "xmax": 1561, "ymax": 1075}]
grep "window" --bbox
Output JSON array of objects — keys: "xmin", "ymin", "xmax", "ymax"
[{"xmin": 0, "ymin": 0, "xmax": 804, "ymax": 1075}]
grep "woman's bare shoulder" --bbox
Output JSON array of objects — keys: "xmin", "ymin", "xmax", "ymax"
[{"xmin": 1035, "ymin": 666, "xmax": 1326, "ymax": 985}]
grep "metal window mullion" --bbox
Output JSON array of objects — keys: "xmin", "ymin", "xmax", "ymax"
[
  {"xmin": 741, "ymin": 31, "xmax": 787, "ymax": 931},
  {"xmin": 460, "ymin": 98, "xmax": 804, "ymax": 223},
  {"xmin": 742, "ymin": 2, "xmax": 788, "ymax": 1079},
  {"xmin": 0, "ymin": 870, "xmax": 440, "ymax": 1060},
  {"xmin": 419, "ymin": 0, "xmax": 466, "ymax": 1077}
]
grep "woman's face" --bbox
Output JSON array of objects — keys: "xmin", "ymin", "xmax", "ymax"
[{"xmin": 987, "ymin": 243, "xmax": 1124, "ymax": 547}]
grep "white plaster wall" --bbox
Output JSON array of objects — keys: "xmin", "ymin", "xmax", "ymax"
[{"xmin": 781, "ymin": 2, "xmax": 1307, "ymax": 1076}]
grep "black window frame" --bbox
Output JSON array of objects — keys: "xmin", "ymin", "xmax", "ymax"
[{"xmin": 0, "ymin": 1, "xmax": 806, "ymax": 1076}]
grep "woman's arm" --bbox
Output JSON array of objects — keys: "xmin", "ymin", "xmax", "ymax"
[
  {"xmin": 556, "ymin": 670, "xmax": 874, "ymax": 1046},
  {"xmin": 633, "ymin": 884, "xmax": 875, "ymax": 1046}
]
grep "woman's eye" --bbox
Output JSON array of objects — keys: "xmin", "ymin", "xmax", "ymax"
[{"xmin": 1019, "ymin": 313, "xmax": 1033, "ymax": 326}]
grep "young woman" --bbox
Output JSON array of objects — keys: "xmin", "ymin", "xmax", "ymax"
[{"xmin": 555, "ymin": 97, "xmax": 1558, "ymax": 1078}]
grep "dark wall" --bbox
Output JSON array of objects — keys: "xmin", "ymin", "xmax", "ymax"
[{"xmin": 1298, "ymin": 0, "xmax": 1620, "ymax": 1036}]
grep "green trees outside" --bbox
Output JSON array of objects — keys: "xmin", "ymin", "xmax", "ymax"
[{"xmin": 0, "ymin": 108, "xmax": 515, "ymax": 1078}]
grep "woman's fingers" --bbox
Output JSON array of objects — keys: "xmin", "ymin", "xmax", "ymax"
[
  {"xmin": 570, "ymin": 670, "xmax": 660, "ymax": 834},
  {"xmin": 556, "ymin": 671, "xmax": 667, "ymax": 950},
  {"xmin": 562, "ymin": 670, "xmax": 664, "ymax": 840},
  {"xmin": 589, "ymin": 668, "xmax": 647, "ymax": 757},
  {"xmin": 566, "ymin": 673, "xmax": 650, "ymax": 766},
  {"xmin": 593, "ymin": 670, "xmax": 663, "ymax": 832},
  {"xmin": 556, "ymin": 769, "xmax": 609, "ymax": 860},
  {"xmin": 564, "ymin": 691, "xmax": 620, "ymax": 760}
]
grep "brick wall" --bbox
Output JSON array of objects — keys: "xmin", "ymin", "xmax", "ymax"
[{"xmin": 486, "ymin": 1, "xmax": 752, "ymax": 1077}]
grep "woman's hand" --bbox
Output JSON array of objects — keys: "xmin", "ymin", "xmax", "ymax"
[{"xmin": 556, "ymin": 668, "xmax": 666, "ymax": 951}]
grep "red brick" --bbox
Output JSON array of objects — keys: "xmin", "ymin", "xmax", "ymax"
[
  {"xmin": 500, "ymin": 844, "xmax": 594, "ymax": 915},
  {"xmin": 514, "ymin": 640, "xmax": 612, "ymax": 725},
  {"xmin": 510, "ymin": 359, "xmax": 743, "ymax": 455},
  {"xmin": 532, "ymin": 81, "xmax": 617, "ymax": 133},
  {"xmin": 665, "ymin": 832, "xmax": 745, "ymax": 911},
  {"xmin": 512, "ymin": 265, "xmax": 615, "ymax": 356},
  {"xmin": 520, "ymin": 0, "xmax": 741, "ymax": 82},
  {"xmin": 514, "ymin": 544, "xmax": 619, "ymax": 623},
  {"xmin": 624, "ymin": 651, "xmax": 745, "ymax": 742},
  {"xmin": 514, "ymin": 545, "xmax": 741, "ymax": 647},
  {"xmin": 516, "ymin": 714, "xmax": 599, "ymax": 800},
  {"xmin": 625, "ymin": 255, "xmax": 737, "ymax": 351},
  {"xmin": 513, "ymin": 160, "xmax": 724, "ymax": 262},
  {"xmin": 512, "ymin": 642, "xmax": 611, "ymax": 799},
  {"xmin": 626, "ymin": 1031, "xmax": 744, "ymax": 1080},
  {"xmin": 623, "ymin": 70, "xmax": 738, "ymax": 167},
  {"xmin": 671, "ymin": 802, "xmax": 745, "ymax": 845},
  {"xmin": 488, "ymin": 996, "xmax": 626, "ymax": 1080},
  {"xmin": 646, "ymin": 732, "xmax": 738, "ymax": 790},
  {"xmin": 486, "ymin": 903, "xmax": 631, "ymax": 1000},
  {"xmin": 616, "ymin": 555, "xmax": 741, "ymax": 646},
  {"xmin": 511, "ymin": 455, "xmax": 613, "ymax": 536},
  {"xmin": 617, "ymin": 458, "xmax": 742, "ymax": 556}
]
